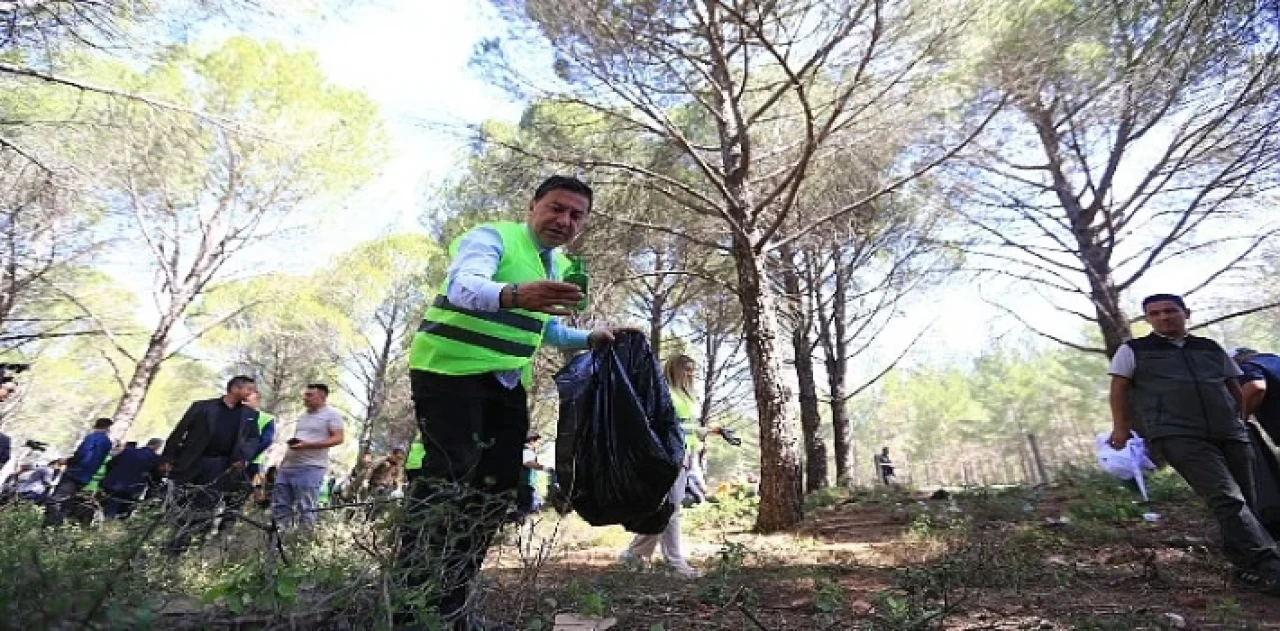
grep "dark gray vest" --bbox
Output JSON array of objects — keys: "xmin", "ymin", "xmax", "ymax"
[{"xmin": 1128, "ymin": 334, "xmax": 1245, "ymax": 441}]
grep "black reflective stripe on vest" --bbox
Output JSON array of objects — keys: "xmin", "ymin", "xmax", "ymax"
[
  {"xmin": 417, "ymin": 321, "xmax": 537, "ymax": 357},
  {"xmin": 430, "ymin": 296, "xmax": 543, "ymax": 334}
]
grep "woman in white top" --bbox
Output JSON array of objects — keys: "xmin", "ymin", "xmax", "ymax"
[{"xmin": 619, "ymin": 354, "xmax": 722, "ymax": 578}]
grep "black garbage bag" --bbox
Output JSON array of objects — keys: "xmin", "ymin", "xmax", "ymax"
[
  {"xmin": 1246, "ymin": 421, "xmax": 1280, "ymax": 539},
  {"xmin": 554, "ymin": 331, "xmax": 684, "ymax": 534}
]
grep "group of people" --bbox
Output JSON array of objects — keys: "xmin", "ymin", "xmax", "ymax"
[{"xmin": 1, "ymin": 378, "xmax": 351, "ymax": 553}]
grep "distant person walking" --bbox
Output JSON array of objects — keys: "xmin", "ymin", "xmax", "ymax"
[
  {"xmin": 273, "ymin": 384, "xmax": 344, "ymax": 529},
  {"xmin": 44, "ymin": 417, "xmax": 114, "ymax": 527},
  {"xmin": 160, "ymin": 376, "xmax": 261, "ymax": 554},
  {"xmin": 875, "ymin": 447, "xmax": 896, "ymax": 485},
  {"xmin": 1110, "ymin": 294, "xmax": 1280, "ymax": 593}
]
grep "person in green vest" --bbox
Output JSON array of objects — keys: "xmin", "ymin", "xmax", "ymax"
[
  {"xmin": 404, "ymin": 437, "xmax": 425, "ymax": 482},
  {"xmin": 396, "ymin": 175, "xmax": 629, "ymax": 630},
  {"xmin": 217, "ymin": 390, "xmax": 276, "ymax": 534},
  {"xmin": 618, "ymin": 353, "xmax": 724, "ymax": 578},
  {"xmin": 318, "ymin": 475, "xmax": 335, "ymax": 507},
  {"xmin": 81, "ymin": 457, "xmax": 110, "ymax": 494}
]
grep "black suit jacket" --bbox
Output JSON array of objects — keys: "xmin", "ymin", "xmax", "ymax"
[{"xmin": 162, "ymin": 398, "xmax": 260, "ymax": 481}]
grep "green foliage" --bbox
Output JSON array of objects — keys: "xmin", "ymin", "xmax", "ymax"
[
  {"xmin": 864, "ymin": 590, "xmax": 946, "ymax": 631},
  {"xmin": 563, "ymin": 578, "xmax": 609, "ymax": 618},
  {"xmin": 1143, "ymin": 468, "xmax": 1196, "ymax": 503},
  {"xmin": 695, "ymin": 539, "xmax": 757, "ymax": 606},
  {"xmin": 0, "ymin": 505, "xmax": 167, "ymax": 628},
  {"xmin": 950, "ymin": 485, "xmax": 1041, "ymax": 522},
  {"xmin": 804, "ymin": 486, "xmax": 853, "ymax": 512},
  {"xmin": 683, "ymin": 485, "xmax": 759, "ymax": 532},
  {"xmin": 811, "ymin": 571, "xmax": 845, "ymax": 615},
  {"xmin": 1068, "ymin": 486, "xmax": 1147, "ymax": 523},
  {"xmin": 1209, "ymin": 595, "xmax": 1246, "ymax": 625}
]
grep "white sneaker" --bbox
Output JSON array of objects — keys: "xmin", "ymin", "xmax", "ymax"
[{"xmin": 669, "ymin": 562, "xmax": 702, "ymax": 579}]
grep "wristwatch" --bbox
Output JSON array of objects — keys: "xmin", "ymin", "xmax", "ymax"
[{"xmin": 508, "ymin": 283, "xmax": 520, "ymax": 308}]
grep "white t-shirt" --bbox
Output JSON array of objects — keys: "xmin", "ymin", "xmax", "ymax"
[
  {"xmin": 281, "ymin": 406, "xmax": 344, "ymax": 470},
  {"xmin": 1108, "ymin": 337, "xmax": 1243, "ymax": 380}
]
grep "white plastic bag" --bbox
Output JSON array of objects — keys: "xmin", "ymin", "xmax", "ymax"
[{"xmin": 1095, "ymin": 431, "xmax": 1157, "ymax": 501}]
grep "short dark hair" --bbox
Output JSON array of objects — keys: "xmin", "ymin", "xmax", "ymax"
[
  {"xmin": 93, "ymin": 417, "xmax": 114, "ymax": 429},
  {"xmin": 227, "ymin": 375, "xmax": 255, "ymax": 391},
  {"xmin": 533, "ymin": 175, "xmax": 593, "ymax": 210},
  {"xmin": 306, "ymin": 383, "xmax": 330, "ymax": 396},
  {"xmin": 1141, "ymin": 293, "xmax": 1188, "ymax": 313}
]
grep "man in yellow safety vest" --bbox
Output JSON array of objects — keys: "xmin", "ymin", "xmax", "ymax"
[{"xmin": 396, "ymin": 176, "xmax": 626, "ymax": 630}]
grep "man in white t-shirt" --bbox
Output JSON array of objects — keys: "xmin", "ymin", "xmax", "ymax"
[{"xmin": 273, "ymin": 383, "xmax": 344, "ymax": 528}]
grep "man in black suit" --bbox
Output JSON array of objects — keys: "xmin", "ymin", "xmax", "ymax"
[{"xmin": 160, "ymin": 375, "xmax": 261, "ymax": 555}]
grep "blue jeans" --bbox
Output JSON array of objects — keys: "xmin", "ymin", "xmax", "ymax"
[{"xmin": 273, "ymin": 466, "xmax": 326, "ymax": 528}]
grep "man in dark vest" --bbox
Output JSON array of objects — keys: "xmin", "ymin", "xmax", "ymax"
[
  {"xmin": 1109, "ymin": 293, "xmax": 1280, "ymax": 592},
  {"xmin": 396, "ymin": 176, "xmax": 625, "ymax": 630},
  {"xmin": 159, "ymin": 375, "xmax": 261, "ymax": 555}
]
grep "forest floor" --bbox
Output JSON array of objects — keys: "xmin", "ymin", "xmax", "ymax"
[
  {"xmin": 5, "ymin": 467, "xmax": 1278, "ymax": 630},
  {"xmin": 483, "ymin": 468, "xmax": 1280, "ymax": 630}
]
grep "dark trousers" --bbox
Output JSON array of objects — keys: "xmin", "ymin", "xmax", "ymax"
[
  {"xmin": 101, "ymin": 487, "xmax": 144, "ymax": 520},
  {"xmin": 164, "ymin": 456, "xmax": 233, "ymax": 555},
  {"xmin": 1155, "ymin": 436, "xmax": 1280, "ymax": 572},
  {"xmin": 42, "ymin": 478, "xmax": 85, "ymax": 527},
  {"xmin": 217, "ymin": 465, "xmax": 257, "ymax": 532},
  {"xmin": 516, "ymin": 484, "xmax": 537, "ymax": 515},
  {"xmin": 397, "ymin": 370, "xmax": 528, "ymax": 623}
]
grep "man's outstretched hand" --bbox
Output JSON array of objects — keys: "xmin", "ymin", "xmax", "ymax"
[{"xmin": 510, "ymin": 281, "xmax": 583, "ymax": 316}]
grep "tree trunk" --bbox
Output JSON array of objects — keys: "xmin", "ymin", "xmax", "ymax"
[
  {"xmin": 793, "ymin": 328, "xmax": 827, "ymax": 493},
  {"xmin": 780, "ymin": 245, "xmax": 827, "ymax": 492},
  {"xmin": 648, "ymin": 249, "xmax": 666, "ymax": 356},
  {"xmin": 1029, "ymin": 104, "xmax": 1135, "ymax": 358},
  {"xmin": 1089, "ymin": 270, "xmax": 1133, "ymax": 358},
  {"xmin": 827, "ymin": 254, "xmax": 854, "ymax": 487},
  {"xmin": 731, "ymin": 236, "xmax": 804, "ymax": 532},
  {"xmin": 649, "ymin": 292, "xmax": 666, "ymax": 359},
  {"xmin": 109, "ymin": 327, "xmax": 173, "ymax": 441}
]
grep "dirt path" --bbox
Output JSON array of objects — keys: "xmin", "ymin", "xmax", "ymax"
[{"xmin": 485, "ymin": 482, "xmax": 1280, "ymax": 629}]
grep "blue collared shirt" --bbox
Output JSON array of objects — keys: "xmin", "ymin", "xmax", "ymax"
[{"xmin": 446, "ymin": 225, "xmax": 590, "ymax": 388}]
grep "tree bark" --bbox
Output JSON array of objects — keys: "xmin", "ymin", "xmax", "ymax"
[
  {"xmin": 648, "ymin": 249, "xmax": 666, "ymax": 356},
  {"xmin": 1027, "ymin": 103, "xmax": 1135, "ymax": 357},
  {"xmin": 732, "ymin": 235, "xmax": 804, "ymax": 532},
  {"xmin": 109, "ymin": 320, "xmax": 177, "ymax": 441},
  {"xmin": 794, "ymin": 327, "xmax": 827, "ymax": 493},
  {"xmin": 815, "ymin": 248, "xmax": 855, "ymax": 486},
  {"xmin": 780, "ymin": 244, "xmax": 827, "ymax": 492}
]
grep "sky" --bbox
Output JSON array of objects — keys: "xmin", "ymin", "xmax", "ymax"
[
  {"xmin": 167, "ymin": 0, "xmax": 1266, "ymax": 370},
  {"xmin": 264, "ymin": 1, "xmax": 521, "ymax": 263}
]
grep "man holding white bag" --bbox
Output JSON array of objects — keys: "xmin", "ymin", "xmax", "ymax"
[{"xmin": 1109, "ymin": 293, "xmax": 1280, "ymax": 593}]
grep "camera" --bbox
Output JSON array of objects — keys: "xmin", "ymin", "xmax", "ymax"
[
  {"xmin": 720, "ymin": 427, "xmax": 743, "ymax": 446},
  {"xmin": 0, "ymin": 363, "xmax": 31, "ymax": 379}
]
